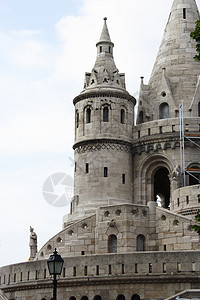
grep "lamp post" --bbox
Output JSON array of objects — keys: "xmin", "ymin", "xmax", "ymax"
[{"xmin": 47, "ymin": 248, "xmax": 64, "ymax": 300}]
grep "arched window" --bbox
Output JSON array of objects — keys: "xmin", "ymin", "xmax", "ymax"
[
  {"xmin": 76, "ymin": 111, "xmax": 79, "ymax": 128},
  {"xmin": 103, "ymin": 106, "xmax": 109, "ymax": 122},
  {"xmin": 69, "ymin": 297, "xmax": 76, "ymax": 300},
  {"xmin": 198, "ymin": 102, "xmax": 200, "ymax": 117},
  {"xmin": 81, "ymin": 297, "xmax": 89, "ymax": 300},
  {"xmin": 188, "ymin": 165, "xmax": 200, "ymax": 185},
  {"xmin": 159, "ymin": 102, "xmax": 169, "ymax": 119},
  {"xmin": 131, "ymin": 295, "xmax": 140, "ymax": 300},
  {"xmin": 108, "ymin": 234, "xmax": 117, "ymax": 253},
  {"xmin": 138, "ymin": 111, "xmax": 144, "ymax": 124},
  {"xmin": 136, "ymin": 235, "xmax": 145, "ymax": 251},
  {"xmin": 116, "ymin": 295, "xmax": 126, "ymax": 300},
  {"xmin": 93, "ymin": 296, "xmax": 102, "ymax": 300},
  {"xmin": 86, "ymin": 107, "xmax": 91, "ymax": 123},
  {"xmin": 120, "ymin": 109, "xmax": 125, "ymax": 124}
]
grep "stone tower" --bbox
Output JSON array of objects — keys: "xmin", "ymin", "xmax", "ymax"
[
  {"xmin": 133, "ymin": 0, "xmax": 200, "ymax": 213},
  {"xmin": 70, "ymin": 18, "xmax": 136, "ymax": 221},
  {"xmin": 137, "ymin": 0, "xmax": 200, "ymax": 122}
]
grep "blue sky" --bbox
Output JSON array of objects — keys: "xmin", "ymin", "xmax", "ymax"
[{"xmin": 0, "ymin": 0, "xmax": 199, "ymax": 267}]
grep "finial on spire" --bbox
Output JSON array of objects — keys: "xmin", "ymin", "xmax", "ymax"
[{"xmin": 104, "ymin": 17, "xmax": 107, "ymax": 21}]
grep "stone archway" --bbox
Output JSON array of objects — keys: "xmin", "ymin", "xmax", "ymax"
[{"xmin": 138, "ymin": 154, "xmax": 173, "ymax": 205}]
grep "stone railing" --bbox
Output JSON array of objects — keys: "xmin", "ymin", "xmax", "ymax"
[{"xmin": 1, "ymin": 251, "xmax": 200, "ymax": 288}]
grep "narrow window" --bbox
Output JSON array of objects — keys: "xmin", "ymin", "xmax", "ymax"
[
  {"xmin": 81, "ymin": 251, "xmax": 85, "ymax": 255},
  {"xmin": 103, "ymin": 107, "xmax": 109, "ymax": 122},
  {"xmin": 148, "ymin": 128, "xmax": 151, "ymax": 136},
  {"xmin": 135, "ymin": 263, "xmax": 138, "ymax": 274},
  {"xmin": 109, "ymin": 264, "xmax": 112, "ymax": 274},
  {"xmin": 35, "ymin": 270, "xmax": 38, "ymax": 280},
  {"xmin": 163, "ymin": 263, "xmax": 166, "ymax": 273},
  {"xmin": 109, "ymin": 46, "xmax": 111, "ymax": 53},
  {"xmin": 183, "ymin": 8, "xmax": 186, "ymax": 19},
  {"xmin": 136, "ymin": 234, "xmax": 145, "ymax": 251},
  {"xmin": 44, "ymin": 269, "xmax": 46, "ymax": 279},
  {"xmin": 8, "ymin": 275, "xmax": 10, "ymax": 285},
  {"xmin": 172, "ymin": 125, "xmax": 175, "ymax": 132},
  {"xmin": 108, "ymin": 234, "xmax": 117, "ymax": 253},
  {"xmin": 86, "ymin": 163, "xmax": 89, "ymax": 173},
  {"xmin": 27, "ymin": 271, "xmax": 29, "ymax": 281},
  {"xmin": 100, "ymin": 46, "xmax": 102, "ymax": 53},
  {"xmin": 63, "ymin": 267, "xmax": 66, "ymax": 277},
  {"xmin": 149, "ymin": 263, "xmax": 152, "ymax": 273},
  {"xmin": 122, "ymin": 174, "xmax": 125, "ymax": 184},
  {"xmin": 159, "ymin": 126, "xmax": 162, "ymax": 134},
  {"xmin": 177, "ymin": 262, "xmax": 181, "ymax": 273},
  {"xmin": 122, "ymin": 264, "xmax": 125, "ymax": 274},
  {"xmin": 73, "ymin": 266, "xmax": 76, "ymax": 277},
  {"xmin": 104, "ymin": 167, "xmax": 108, "ymax": 177},
  {"xmin": 14, "ymin": 273, "xmax": 16, "ymax": 283},
  {"xmin": 192, "ymin": 262, "xmax": 196, "ymax": 272},
  {"xmin": 84, "ymin": 266, "xmax": 87, "ymax": 276},
  {"xmin": 86, "ymin": 107, "xmax": 91, "ymax": 123},
  {"xmin": 198, "ymin": 102, "xmax": 200, "ymax": 117},
  {"xmin": 177, "ymin": 198, "xmax": 180, "ymax": 207},
  {"xmin": 75, "ymin": 162, "xmax": 77, "ymax": 172},
  {"xmin": 76, "ymin": 111, "xmax": 79, "ymax": 128},
  {"xmin": 138, "ymin": 131, "xmax": 140, "ymax": 138},
  {"xmin": 138, "ymin": 111, "xmax": 144, "ymax": 124},
  {"xmin": 20, "ymin": 272, "xmax": 23, "ymax": 281},
  {"xmin": 120, "ymin": 109, "xmax": 125, "ymax": 124},
  {"xmin": 96, "ymin": 265, "xmax": 99, "ymax": 275},
  {"xmin": 164, "ymin": 245, "xmax": 166, "ymax": 251},
  {"xmin": 186, "ymin": 195, "xmax": 189, "ymax": 204}
]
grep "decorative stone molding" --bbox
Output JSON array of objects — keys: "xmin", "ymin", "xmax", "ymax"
[{"xmin": 74, "ymin": 139, "xmax": 132, "ymax": 154}]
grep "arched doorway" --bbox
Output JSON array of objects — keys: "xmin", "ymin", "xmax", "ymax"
[
  {"xmin": 116, "ymin": 295, "xmax": 126, "ymax": 300},
  {"xmin": 131, "ymin": 295, "xmax": 140, "ymax": 300},
  {"xmin": 136, "ymin": 235, "xmax": 145, "ymax": 251},
  {"xmin": 69, "ymin": 297, "xmax": 76, "ymax": 300},
  {"xmin": 154, "ymin": 167, "xmax": 170, "ymax": 208},
  {"xmin": 108, "ymin": 234, "xmax": 117, "ymax": 253}
]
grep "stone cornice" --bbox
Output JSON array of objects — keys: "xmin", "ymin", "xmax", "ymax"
[
  {"xmin": 73, "ymin": 89, "xmax": 136, "ymax": 105},
  {"xmin": 2, "ymin": 274, "xmax": 199, "ymax": 292}
]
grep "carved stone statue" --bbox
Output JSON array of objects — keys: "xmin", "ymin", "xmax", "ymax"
[{"xmin": 29, "ymin": 226, "xmax": 37, "ymax": 260}]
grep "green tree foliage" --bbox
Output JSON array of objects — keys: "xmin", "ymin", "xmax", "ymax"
[{"xmin": 190, "ymin": 20, "xmax": 200, "ymax": 61}]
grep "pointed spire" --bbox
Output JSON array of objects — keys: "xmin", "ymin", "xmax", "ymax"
[
  {"xmin": 99, "ymin": 17, "xmax": 111, "ymax": 43},
  {"xmin": 82, "ymin": 18, "xmax": 128, "ymax": 91}
]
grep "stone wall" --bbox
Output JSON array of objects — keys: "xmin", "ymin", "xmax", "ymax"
[{"xmin": 1, "ymin": 251, "xmax": 200, "ymax": 300}]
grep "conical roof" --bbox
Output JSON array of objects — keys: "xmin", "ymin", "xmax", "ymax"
[
  {"xmin": 99, "ymin": 17, "xmax": 111, "ymax": 43},
  {"xmin": 81, "ymin": 18, "xmax": 128, "ymax": 93},
  {"xmin": 147, "ymin": 0, "xmax": 200, "ymax": 114}
]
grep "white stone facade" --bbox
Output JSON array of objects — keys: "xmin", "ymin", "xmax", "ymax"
[{"xmin": 0, "ymin": 0, "xmax": 200, "ymax": 299}]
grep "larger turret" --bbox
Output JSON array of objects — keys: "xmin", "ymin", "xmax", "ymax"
[{"xmin": 137, "ymin": 0, "xmax": 200, "ymax": 123}]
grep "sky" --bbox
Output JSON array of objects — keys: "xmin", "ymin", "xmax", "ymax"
[{"xmin": 0, "ymin": 0, "xmax": 199, "ymax": 267}]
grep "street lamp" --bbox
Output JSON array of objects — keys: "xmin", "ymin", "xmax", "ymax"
[{"xmin": 47, "ymin": 248, "xmax": 64, "ymax": 300}]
